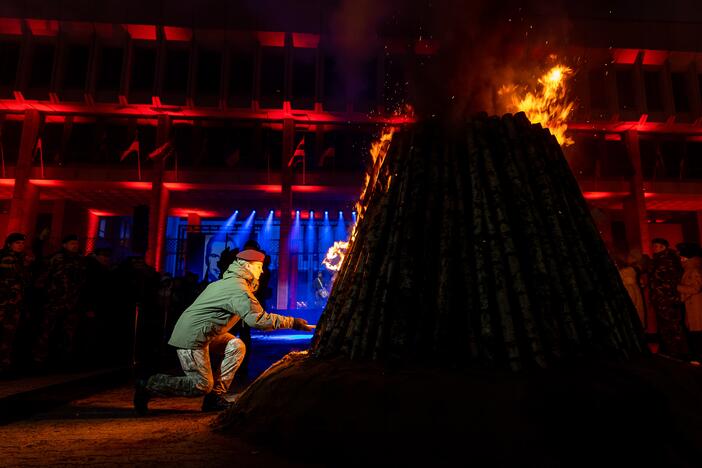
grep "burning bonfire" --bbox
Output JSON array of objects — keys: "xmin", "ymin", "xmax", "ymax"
[
  {"xmin": 211, "ymin": 113, "xmax": 673, "ymax": 465},
  {"xmin": 499, "ymin": 61, "xmax": 575, "ymax": 146}
]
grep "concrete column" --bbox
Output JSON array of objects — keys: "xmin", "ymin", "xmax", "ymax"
[
  {"xmin": 7, "ymin": 109, "xmax": 41, "ymax": 238},
  {"xmin": 146, "ymin": 115, "xmax": 171, "ymax": 271},
  {"xmin": 624, "ymin": 130, "xmax": 651, "ymax": 255},
  {"xmin": 276, "ymin": 118, "xmax": 294, "ymax": 310}
]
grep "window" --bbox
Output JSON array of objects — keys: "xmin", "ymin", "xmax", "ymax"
[
  {"xmin": 588, "ymin": 66, "xmax": 609, "ymax": 109},
  {"xmin": 671, "ymin": 72, "xmax": 690, "ymax": 113},
  {"xmin": 96, "ymin": 46, "xmax": 123, "ymax": 92},
  {"xmin": 196, "ymin": 48, "xmax": 221, "ymax": 95},
  {"xmin": 163, "ymin": 48, "xmax": 190, "ymax": 94},
  {"xmin": 644, "ymin": 70, "xmax": 663, "ymax": 112},
  {"xmin": 62, "ymin": 44, "xmax": 90, "ymax": 90},
  {"xmin": 616, "ymin": 68, "xmax": 636, "ymax": 111},
  {"xmin": 29, "ymin": 43, "xmax": 55, "ymax": 89},
  {"xmin": 0, "ymin": 41, "xmax": 20, "ymax": 89},
  {"xmin": 229, "ymin": 49, "xmax": 254, "ymax": 107},
  {"xmin": 292, "ymin": 48, "xmax": 316, "ymax": 109},
  {"xmin": 260, "ymin": 47, "xmax": 285, "ymax": 108},
  {"xmin": 130, "ymin": 46, "xmax": 156, "ymax": 93},
  {"xmin": 323, "ymin": 54, "xmax": 344, "ymax": 111}
]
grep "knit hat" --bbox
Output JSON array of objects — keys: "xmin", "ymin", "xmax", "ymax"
[
  {"xmin": 236, "ymin": 249, "xmax": 265, "ymax": 263},
  {"xmin": 5, "ymin": 232, "xmax": 25, "ymax": 246},
  {"xmin": 62, "ymin": 234, "xmax": 79, "ymax": 244}
]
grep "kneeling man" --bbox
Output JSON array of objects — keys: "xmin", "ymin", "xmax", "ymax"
[{"xmin": 134, "ymin": 249, "xmax": 312, "ymax": 414}]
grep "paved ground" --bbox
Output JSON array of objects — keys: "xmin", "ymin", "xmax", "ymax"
[
  {"xmin": 0, "ymin": 384, "xmax": 310, "ymax": 467},
  {"xmin": 0, "ymin": 335, "xmax": 316, "ymax": 467}
]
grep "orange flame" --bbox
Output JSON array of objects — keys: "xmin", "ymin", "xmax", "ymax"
[
  {"xmin": 354, "ymin": 128, "xmax": 395, "ymax": 239},
  {"xmin": 499, "ymin": 63, "xmax": 575, "ymax": 146},
  {"xmin": 323, "ymin": 241, "xmax": 349, "ymax": 272}
]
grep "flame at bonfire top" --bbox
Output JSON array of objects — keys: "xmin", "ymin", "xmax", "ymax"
[{"xmin": 499, "ymin": 62, "xmax": 575, "ymax": 147}]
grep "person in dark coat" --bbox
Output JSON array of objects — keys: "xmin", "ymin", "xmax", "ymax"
[
  {"xmin": 33, "ymin": 234, "xmax": 87, "ymax": 368},
  {"xmin": 0, "ymin": 233, "xmax": 31, "ymax": 374},
  {"xmin": 649, "ymin": 238, "xmax": 689, "ymax": 359}
]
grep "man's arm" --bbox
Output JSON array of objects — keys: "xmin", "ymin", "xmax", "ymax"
[{"xmin": 233, "ymin": 278, "xmax": 312, "ymax": 331}]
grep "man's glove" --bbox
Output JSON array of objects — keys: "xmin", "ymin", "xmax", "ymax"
[{"xmin": 292, "ymin": 317, "xmax": 314, "ymax": 331}]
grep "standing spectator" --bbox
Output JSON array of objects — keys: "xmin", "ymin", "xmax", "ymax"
[
  {"xmin": 618, "ymin": 258, "xmax": 645, "ymax": 326},
  {"xmin": 677, "ymin": 243, "xmax": 702, "ymax": 361},
  {"xmin": 81, "ymin": 246, "xmax": 114, "ymax": 365},
  {"xmin": 33, "ymin": 234, "xmax": 87, "ymax": 369},
  {"xmin": 649, "ymin": 238, "xmax": 689, "ymax": 359},
  {"xmin": 0, "ymin": 233, "xmax": 31, "ymax": 375}
]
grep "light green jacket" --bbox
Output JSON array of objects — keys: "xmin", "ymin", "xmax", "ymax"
[{"xmin": 168, "ymin": 260, "xmax": 294, "ymax": 349}]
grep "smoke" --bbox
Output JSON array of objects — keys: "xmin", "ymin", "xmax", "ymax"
[{"xmin": 328, "ymin": 0, "xmax": 571, "ymax": 118}]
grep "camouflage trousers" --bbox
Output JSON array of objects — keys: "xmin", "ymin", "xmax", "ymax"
[
  {"xmin": 33, "ymin": 305, "xmax": 81, "ymax": 365},
  {"xmin": 653, "ymin": 302, "xmax": 689, "ymax": 358},
  {"xmin": 0, "ymin": 300, "xmax": 22, "ymax": 370},
  {"xmin": 147, "ymin": 333, "xmax": 246, "ymax": 397}
]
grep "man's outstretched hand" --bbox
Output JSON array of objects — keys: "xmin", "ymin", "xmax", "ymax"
[{"xmin": 292, "ymin": 317, "xmax": 314, "ymax": 331}]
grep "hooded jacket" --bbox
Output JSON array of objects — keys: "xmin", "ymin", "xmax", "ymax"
[
  {"xmin": 678, "ymin": 256, "xmax": 702, "ymax": 332},
  {"xmin": 169, "ymin": 260, "xmax": 294, "ymax": 349}
]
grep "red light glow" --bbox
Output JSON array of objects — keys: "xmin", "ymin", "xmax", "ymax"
[
  {"xmin": 258, "ymin": 31, "xmax": 285, "ymax": 47},
  {"xmin": 124, "ymin": 24, "xmax": 157, "ymax": 41},
  {"xmin": 0, "ymin": 18, "xmax": 23, "ymax": 35},
  {"xmin": 27, "ymin": 19, "xmax": 59, "ymax": 36},
  {"xmin": 164, "ymin": 26, "xmax": 192, "ymax": 42},
  {"xmin": 292, "ymin": 33, "xmax": 319, "ymax": 48}
]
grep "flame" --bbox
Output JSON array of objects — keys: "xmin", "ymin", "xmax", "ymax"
[
  {"xmin": 499, "ymin": 62, "xmax": 575, "ymax": 146},
  {"xmin": 353, "ymin": 127, "xmax": 395, "ymax": 239},
  {"xmin": 323, "ymin": 241, "xmax": 349, "ymax": 271}
]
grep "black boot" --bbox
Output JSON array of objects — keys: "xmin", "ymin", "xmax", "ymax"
[
  {"xmin": 201, "ymin": 393, "xmax": 231, "ymax": 412},
  {"xmin": 133, "ymin": 379, "xmax": 151, "ymax": 416}
]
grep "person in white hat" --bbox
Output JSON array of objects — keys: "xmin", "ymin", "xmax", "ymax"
[{"xmin": 134, "ymin": 249, "xmax": 313, "ymax": 413}]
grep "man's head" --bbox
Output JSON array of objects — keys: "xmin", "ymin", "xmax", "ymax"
[
  {"xmin": 62, "ymin": 234, "xmax": 80, "ymax": 254},
  {"xmin": 651, "ymin": 238, "xmax": 669, "ymax": 254},
  {"xmin": 5, "ymin": 232, "xmax": 26, "ymax": 253},
  {"xmin": 237, "ymin": 249, "xmax": 265, "ymax": 281},
  {"xmin": 93, "ymin": 247, "xmax": 112, "ymax": 266}
]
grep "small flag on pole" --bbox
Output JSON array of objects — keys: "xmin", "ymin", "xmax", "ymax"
[
  {"xmin": 34, "ymin": 136, "xmax": 44, "ymax": 178},
  {"xmin": 148, "ymin": 141, "xmax": 174, "ymax": 160},
  {"xmin": 287, "ymin": 137, "xmax": 305, "ymax": 168},
  {"xmin": 120, "ymin": 136, "xmax": 141, "ymax": 180},
  {"xmin": 120, "ymin": 137, "xmax": 140, "ymax": 162},
  {"xmin": 318, "ymin": 146, "xmax": 335, "ymax": 167}
]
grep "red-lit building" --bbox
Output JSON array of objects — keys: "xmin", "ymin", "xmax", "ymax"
[{"xmin": 1, "ymin": 1, "xmax": 702, "ymax": 312}]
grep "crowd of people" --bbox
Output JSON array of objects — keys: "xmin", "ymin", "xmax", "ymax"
[
  {"xmin": 618, "ymin": 238, "xmax": 702, "ymax": 362},
  {"xmin": 0, "ymin": 232, "xmax": 205, "ymax": 378}
]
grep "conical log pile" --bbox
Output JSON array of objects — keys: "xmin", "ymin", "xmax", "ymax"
[
  {"xmin": 213, "ymin": 115, "xmax": 685, "ymax": 465},
  {"xmin": 313, "ymin": 112, "xmax": 644, "ymax": 370}
]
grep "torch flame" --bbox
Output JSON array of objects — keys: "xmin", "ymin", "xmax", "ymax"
[
  {"xmin": 323, "ymin": 241, "xmax": 349, "ymax": 272},
  {"xmin": 499, "ymin": 62, "xmax": 575, "ymax": 146}
]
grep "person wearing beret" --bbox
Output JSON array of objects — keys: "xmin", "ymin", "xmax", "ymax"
[{"xmin": 135, "ymin": 249, "xmax": 313, "ymax": 413}]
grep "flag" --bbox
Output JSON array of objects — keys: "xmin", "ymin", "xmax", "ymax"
[
  {"xmin": 148, "ymin": 141, "xmax": 174, "ymax": 160},
  {"xmin": 120, "ymin": 138, "xmax": 140, "ymax": 161},
  {"xmin": 318, "ymin": 146, "xmax": 335, "ymax": 167},
  {"xmin": 34, "ymin": 136, "xmax": 44, "ymax": 178},
  {"xmin": 225, "ymin": 148, "xmax": 241, "ymax": 167},
  {"xmin": 287, "ymin": 137, "xmax": 305, "ymax": 168}
]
